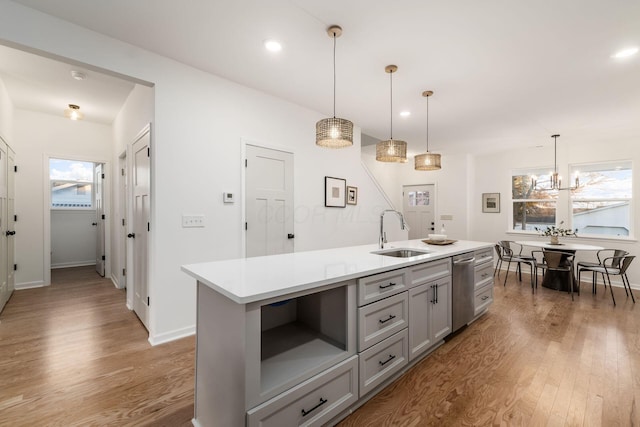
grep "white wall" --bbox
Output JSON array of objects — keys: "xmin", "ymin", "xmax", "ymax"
[
  {"xmin": 51, "ymin": 210, "xmax": 96, "ymax": 268},
  {"xmin": 12, "ymin": 109, "xmax": 112, "ymax": 288},
  {"xmin": 0, "ymin": 76, "xmax": 13, "ymax": 142},
  {"xmin": 0, "ymin": 2, "xmax": 394, "ymax": 344},
  {"xmin": 469, "ymin": 137, "xmax": 640, "ymax": 286}
]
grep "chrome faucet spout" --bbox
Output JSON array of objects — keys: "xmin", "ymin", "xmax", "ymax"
[{"xmin": 379, "ymin": 209, "xmax": 406, "ymax": 249}]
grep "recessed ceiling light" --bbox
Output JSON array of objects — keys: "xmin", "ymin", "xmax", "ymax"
[
  {"xmin": 70, "ymin": 70, "xmax": 86, "ymax": 80},
  {"xmin": 611, "ymin": 47, "xmax": 638, "ymax": 58},
  {"xmin": 264, "ymin": 40, "xmax": 282, "ymax": 52},
  {"xmin": 400, "ymin": 111, "xmax": 411, "ymax": 117}
]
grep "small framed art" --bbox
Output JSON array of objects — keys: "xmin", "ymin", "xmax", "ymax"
[
  {"xmin": 347, "ymin": 186, "xmax": 358, "ymax": 205},
  {"xmin": 325, "ymin": 176, "xmax": 346, "ymax": 208},
  {"xmin": 482, "ymin": 192, "xmax": 500, "ymax": 213}
]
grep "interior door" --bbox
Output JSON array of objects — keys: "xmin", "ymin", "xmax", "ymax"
[
  {"xmin": 131, "ymin": 130, "xmax": 150, "ymax": 329},
  {"xmin": 94, "ymin": 163, "xmax": 105, "ymax": 277},
  {"xmin": 245, "ymin": 145, "xmax": 294, "ymax": 257},
  {"xmin": 6, "ymin": 148, "xmax": 15, "ymax": 293},
  {"xmin": 0, "ymin": 141, "xmax": 8, "ymax": 311},
  {"xmin": 403, "ymin": 184, "xmax": 435, "ymax": 239}
]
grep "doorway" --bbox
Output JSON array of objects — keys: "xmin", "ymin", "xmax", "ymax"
[
  {"xmin": 402, "ymin": 184, "xmax": 436, "ymax": 239},
  {"xmin": 244, "ymin": 144, "xmax": 294, "ymax": 257}
]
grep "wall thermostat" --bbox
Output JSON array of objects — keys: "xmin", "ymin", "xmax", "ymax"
[{"xmin": 223, "ymin": 192, "xmax": 234, "ymax": 204}]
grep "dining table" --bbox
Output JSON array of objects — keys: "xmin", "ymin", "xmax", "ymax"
[{"xmin": 515, "ymin": 240, "xmax": 604, "ymax": 292}]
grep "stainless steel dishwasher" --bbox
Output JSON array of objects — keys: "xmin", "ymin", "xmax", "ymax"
[{"xmin": 452, "ymin": 252, "xmax": 476, "ymax": 332}]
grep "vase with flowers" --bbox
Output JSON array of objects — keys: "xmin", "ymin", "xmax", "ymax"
[{"xmin": 535, "ymin": 221, "xmax": 577, "ymax": 245}]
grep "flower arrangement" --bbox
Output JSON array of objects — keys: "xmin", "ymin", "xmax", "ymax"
[{"xmin": 535, "ymin": 221, "xmax": 577, "ymax": 239}]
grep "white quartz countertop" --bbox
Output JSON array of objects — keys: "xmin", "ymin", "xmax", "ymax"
[{"xmin": 182, "ymin": 239, "xmax": 493, "ymax": 304}]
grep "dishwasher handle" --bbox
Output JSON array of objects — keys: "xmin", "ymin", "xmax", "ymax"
[{"xmin": 453, "ymin": 257, "xmax": 475, "ymax": 265}]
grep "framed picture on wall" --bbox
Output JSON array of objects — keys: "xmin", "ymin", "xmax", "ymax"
[
  {"xmin": 325, "ymin": 176, "xmax": 346, "ymax": 208},
  {"xmin": 346, "ymin": 186, "xmax": 358, "ymax": 205},
  {"xmin": 482, "ymin": 192, "xmax": 500, "ymax": 213}
]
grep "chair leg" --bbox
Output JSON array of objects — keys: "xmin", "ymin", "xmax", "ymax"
[
  {"xmin": 624, "ymin": 274, "xmax": 636, "ymax": 303},
  {"xmin": 504, "ymin": 260, "xmax": 512, "ymax": 286},
  {"xmin": 605, "ymin": 273, "xmax": 616, "ymax": 306}
]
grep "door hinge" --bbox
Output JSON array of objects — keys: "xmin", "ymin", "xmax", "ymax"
[
  {"xmin": 245, "ymin": 159, "xmax": 247, "ymax": 167},
  {"xmin": 147, "ymin": 222, "xmax": 150, "ymax": 231},
  {"xmin": 121, "ymin": 168, "xmax": 125, "ymax": 176},
  {"xmin": 14, "ymin": 214, "xmax": 17, "ymax": 222},
  {"xmin": 13, "ymin": 264, "xmax": 17, "ymax": 271},
  {"xmin": 122, "ymin": 218, "xmax": 125, "ymax": 226},
  {"xmin": 101, "ymin": 173, "xmax": 105, "ymax": 179},
  {"xmin": 147, "ymin": 296, "xmax": 150, "ymax": 306},
  {"xmin": 102, "ymin": 214, "xmax": 106, "ymax": 220},
  {"xmin": 245, "ymin": 222, "xmax": 248, "ymax": 230},
  {"xmin": 14, "ymin": 165, "xmax": 17, "ymax": 172},
  {"xmin": 147, "ymin": 147, "xmax": 150, "ymax": 157},
  {"xmin": 122, "ymin": 268, "xmax": 126, "ymax": 276},
  {"xmin": 102, "ymin": 255, "xmax": 106, "ymax": 261}
]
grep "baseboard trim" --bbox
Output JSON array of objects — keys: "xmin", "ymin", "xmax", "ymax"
[
  {"xmin": 110, "ymin": 273, "xmax": 124, "ymax": 289},
  {"xmin": 15, "ymin": 280, "xmax": 46, "ymax": 290},
  {"xmin": 51, "ymin": 261, "xmax": 96, "ymax": 269},
  {"xmin": 148, "ymin": 325, "xmax": 195, "ymax": 346}
]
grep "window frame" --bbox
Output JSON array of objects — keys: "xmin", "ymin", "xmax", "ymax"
[
  {"xmin": 509, "ymin": 167, "xmax": 558, "ymax": 233},
  {"xmin": 49, "ymin": 159, "xmax": 96, "ymax": 210}
]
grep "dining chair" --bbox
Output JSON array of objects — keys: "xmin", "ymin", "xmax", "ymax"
[
  {"xmin": 499, "ymin": 240, "xmax": 536, "ymax": 281},
  {"xmin": 543, "ymin": 250, "xmax": 577, "ymax": 301},
  {"xmin": 576, "ymin": 249, "xmax": 628, "ymax": 294},
  {"xmin": 577, "ymin": 255, "xmax": 635, "ymax": 306},
  {"xmin": 495, "ymin": 242, "xmax": 535, "ymax": 289},
  {"xmin": 530, "ymin": 250, "xmax": 547, "ymax": 291}
]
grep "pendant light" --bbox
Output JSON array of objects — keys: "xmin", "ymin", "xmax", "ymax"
[
  {"xmin": 414, "ymin": 90, "xmax": 441, "ymax": 170},
  {"xmin": 316, "ymin": 25, "xmax": 353, "ymax": 148},
  {"xmin": 376, "ymin": 65, "xmax": 407, "ymax": 162},
  {"xmin": 531, "ymin": 134, "xmax": 580, "ymax": 191}
]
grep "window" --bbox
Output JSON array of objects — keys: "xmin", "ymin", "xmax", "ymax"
[
  {"xmin": 511, "ymin": 168, "xmax": 557, "ymax": 231},
  {"xmin": 50, "ymin": 158, "xmax": 94, "ymax": 209},
  {"xmin": 570, "ymin": 161, "xmax": 632, "ymax": 237},
  {"xmin": 408, "ymin": 190, "xmax": 430, "ymax": 206}
]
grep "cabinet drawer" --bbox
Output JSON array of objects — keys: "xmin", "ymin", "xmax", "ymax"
[
  {"xmin": 247, "ymin": 355, "xmax": 358, "ymax": 427},
  {"xmin": 474, "ymin": 262, "xmax": 494, "ymax": 291},
  {"xmin": 358, "ymin": 292, "xmax": 408, "ymax": 351},
  {"xmin": 408, "ymin": 258, "xmax": 451, "ymax": 288},
  {"xmin": 474, "ymin": 284, "xmax": 493, "ymax": 316},
  {"xmin": 359, "ymin": 329, "xmax": 408, "ymax": 397},
  {"xmin": 358, "ymin": 268, "xmax": 407, "ymax": 306},
  {"xmin": 474, "ymin": 248, "xmax": 494, "ymax": 266}
]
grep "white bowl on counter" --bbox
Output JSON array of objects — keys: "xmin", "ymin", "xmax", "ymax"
[{"xmin": 428, "ymin": 234, "xmax": 447, "ymax": 241}]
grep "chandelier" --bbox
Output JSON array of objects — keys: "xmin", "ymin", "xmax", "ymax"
[{"xmin": 531, "ymin": 134, "xmax": 579, "ymax": 191}]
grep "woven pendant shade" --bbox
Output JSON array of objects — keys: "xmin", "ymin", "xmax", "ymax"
[
  {"xmin": 414, "ymin": 152, "xmax": 441, "ymax": 170},
  {"xmin": 376, "ymin": 139, "xmax": 408, "ymax": 162},
  {"xmin": 316, "ymin": 25, "xmax": 353, "ymax": 148},
  {"xmin": 316, "ymin": 117, "xmax": 354, "ymax": 148}
]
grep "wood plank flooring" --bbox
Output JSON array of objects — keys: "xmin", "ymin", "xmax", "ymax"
[
  {"xmin": 0, "ymin": 266, "xmax": 194, "ymax": 426},
  {"xmin": 1, "ymin": 266, "xmax": 639, "ymax": 426}
]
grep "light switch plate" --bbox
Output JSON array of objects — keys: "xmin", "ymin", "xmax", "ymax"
[
  {"xmin": 440, "ymin": 214, "xmax": 453, "ymax": 221},
  {"xmin": 182, "ymin": 214, "xmax": 205, "ymax": 228},
  {"xmin": 223, "ymin": 192, "xmax": 234, "ymax": 203}
]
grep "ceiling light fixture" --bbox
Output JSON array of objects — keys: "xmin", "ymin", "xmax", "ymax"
[
  {"xmin": 264, "ymin": 40, "xmax": 282, "ymax": 52},
  {"xmin": 400, "ymin": 111, "xmax": 411, "ymax": 117},
  {"xmin": 70, "ymin": 70, "xmax": 86, "ymax": 80},
  {"xmin": 531, "ymin": 134, "xmax": 579, "ymax": 191},
  {"xmin": 414, "ymin": 90, "xmax": 441, "ymax": 171},
  {"xmin": 376, "ymin": 65, "xmax": 407, "ymax": 162},
  {"xmin": 611, "ymin": 47, "xmax": 638, "ymax": 58},
  {"xmin": 64, "ymin": 104, "xmax": 84, "ymax": 121},
  {"xmin": 315, "ymin": 25, "xmax": 353, "ymax": 148}
]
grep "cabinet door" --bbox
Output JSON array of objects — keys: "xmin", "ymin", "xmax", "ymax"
[
  {"xmin": 408, "ymin": 283, "xmax": 432, "ymax": 361},
  {"xmin": 431, "ymin": 278, "xmax": 451, "ymax": 342}
]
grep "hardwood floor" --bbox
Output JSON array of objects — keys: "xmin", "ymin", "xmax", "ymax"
[
  {"xmin": 0, "ymin": 266, "xmax": 194, "ymax": 426},
  {"xmin": 1, "ymin": 266, "xmax": 638, "ymax": 426}
]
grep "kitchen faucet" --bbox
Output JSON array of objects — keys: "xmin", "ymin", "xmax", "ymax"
[{"xmin": 379, "ymin": 209, "xmax": 406, "ymax": 249}]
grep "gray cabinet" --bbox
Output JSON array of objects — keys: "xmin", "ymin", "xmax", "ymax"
[
  {"xmin": 408, "ymin": 276, "xmax": 451, "ymax": 362},
  {"xmin": 473, "ymin": 248, "xmax": 494, "ymax": 317}
]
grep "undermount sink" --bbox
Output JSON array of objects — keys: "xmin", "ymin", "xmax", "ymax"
[{"xmin": 372, "ymin": 248, "xmax": 431, "ymax": 258}]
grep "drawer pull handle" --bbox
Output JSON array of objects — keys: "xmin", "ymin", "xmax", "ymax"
[
  {"xmin": 379, "ymin": 314, "xmax": 396, "ymax": 324},
  {"xmin": 379, "ymin": 354, "xmax": 396, "ymax": 366},
  {"xmin": 481, "ymin": 295, "xmax": 489, "ymax": 301},
  {"xmin": 379, "ymin": 282, "xmax": 396, "ymax": 289},
  {"xmin": 301, "ymin": 397, "xmax": 328, "ymax": 417}
]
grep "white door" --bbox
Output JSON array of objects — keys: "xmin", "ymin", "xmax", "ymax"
[
  {"xmin": 403, "ymin": 184, "xmax": 435, "ymax": 239},
  {"xmin": 94, "ymin": 163, "xmax": 105, "ymax": 277},
  {"xmin": 131, "ymin": 131, "xmax": 150, "ymax": 329},
  {"xmin": 245, "ymin": 145, "xmax": 294, "ymax": 257},
  {"xmin": 0, "ymin": 141, "xmax": 7, "ymax": 311},
  {"xmin": 6, "ymin": 148, "xmax": 15, "ymax": 293}
]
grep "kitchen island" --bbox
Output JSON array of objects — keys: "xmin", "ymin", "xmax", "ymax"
[{"xmin": 182, "ymin": 239, "xmax": 493, "ymax": 427}]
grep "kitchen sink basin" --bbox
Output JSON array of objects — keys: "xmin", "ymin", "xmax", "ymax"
[{"xmin": 372, "ymin": 248, "xmax": 431, "ymax": 258}]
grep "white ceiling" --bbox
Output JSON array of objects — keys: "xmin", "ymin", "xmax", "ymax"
[{"xmin": 6, "ymin": 0, "xmax": 640, "ymax": 154}]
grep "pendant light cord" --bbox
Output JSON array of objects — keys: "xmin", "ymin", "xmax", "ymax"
[
  {"xmin": 332, "ymin": 32, "xmax": 336, "ymax": 118},
  {"xmin": 389, "ymin": 71, "xmax": 393, "ymax": 139},
  {"xmin": 426, "ymin": 95, "xmax": 429, "ymax": 152}
]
